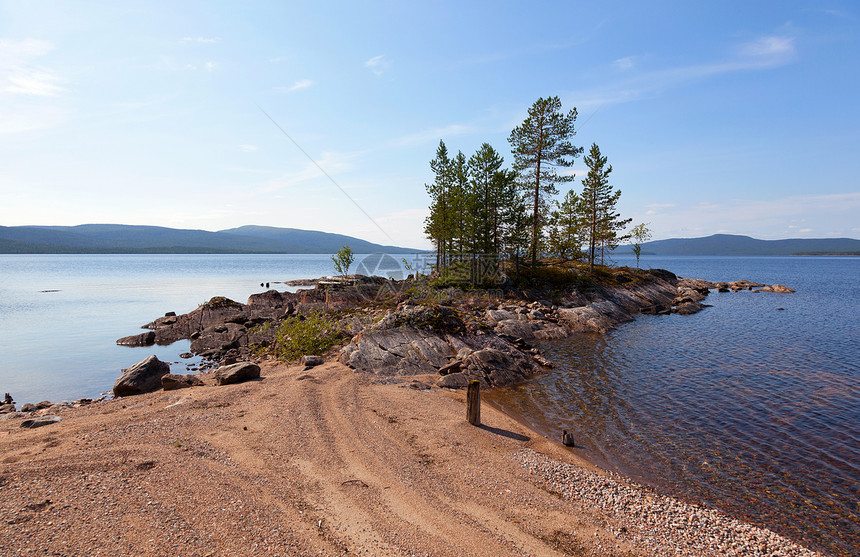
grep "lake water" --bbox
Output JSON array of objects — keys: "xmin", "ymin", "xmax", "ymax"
[
  {"xmin": 1, "ymin": 253, "xmax": 857, "ymax": 555},
  {"xmin": 0, "ymin": 254, "xmax": 349, "ymax": 403},
  {"xmin": 489, "ymin": 254, "xmax": 859, "ymax": 556}
]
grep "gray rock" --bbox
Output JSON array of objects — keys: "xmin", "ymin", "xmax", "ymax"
[
  {"xmin": 20, "ymin": 415, "xmax": 61, "ymax": 429},
  {"xmin": 0, "ymin": 403, "xmax": 15, "ymax": 414},
  {"xmin": 214, "ymin": 362, "xmax": 261, "ymax": 386},
  {"xmin": 674, "ymin": 301, "xmax": 704, "ymax": 315},
  {"xmin": 116, "ymin": 331, "xmax": 156, "ymax": 346},
  {"xmin": 341, "ymin": 327, "xmax": 454, "ymax": 377},
  {"xmin": 759, "ymin": 284, "xmax": 795, "ymax": 293},
  {"xmin": 161, "ymin": 373, "xmax": 204, "ymax": 391},
  {"xmin": 300, "ymin": 355, "xmax": 324, "ymax": 368},
  {"xmin": 437, "ymin": 372, "xmax": 471, "ymax": 389},
  {"xmin": 557, "ymin": 306, "xmax": 616, "ymax": 333},
  {"xmin": 462, "ymin": 348, "xmax": 539, "ymax": 387},
  {"xmin": 20, "ymin": 403, "xmax": 37, "ymax": 412},
  {"xmin": 113, "ymin": 355, "xmax": 171, "ymax": 397}
]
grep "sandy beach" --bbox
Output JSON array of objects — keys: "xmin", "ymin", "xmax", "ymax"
[{"xmin": 0, "ymin": 360, "xmax": 825, "ymax": 556}]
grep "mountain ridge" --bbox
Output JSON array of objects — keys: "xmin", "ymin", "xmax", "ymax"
[
  {"xmin": 0, "ymin": 224, "xmax": 417, "ymax": 254},
  {"xmin": 617, "ymin": 234, "xmax": 860, "ymax": 256}
]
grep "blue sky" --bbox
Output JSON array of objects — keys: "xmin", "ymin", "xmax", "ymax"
[{"xmin": 1, "ymin": 1, "xmax": 858, "ymax": 249}]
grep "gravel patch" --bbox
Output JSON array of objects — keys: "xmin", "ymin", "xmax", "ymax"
[{"xmin": 514, "ymin": 448, "xmax": 825, "ymax": 557}]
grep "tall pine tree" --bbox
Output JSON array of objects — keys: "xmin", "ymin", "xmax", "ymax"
[
  {"xmin": 508, "ymin": 96, "xmax": 582, "ymax": 266},
  {"xmin": 423, "ymin": 141, "xmax": 453, "ymax": 270},
  {"xmin": 579, "ymin": 143, "xmax": 631, "ymax": 272}
]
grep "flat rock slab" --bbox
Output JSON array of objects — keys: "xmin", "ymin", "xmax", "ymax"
[{"xmin": 20, "ymin": 415, "xmax": 62, "ymax": 429}]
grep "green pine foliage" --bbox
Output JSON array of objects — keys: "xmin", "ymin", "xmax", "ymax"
[
  {"xmin": 424, "ymin": 98, "xmax": 635, "ymax": 280},
  {"xmin": 547, "ymin": 189, "xmax": 583, "ymax": 261},
  {"xmin": 579, "ymin": 143, "xmax": 632, "ymax": 272},
  {"xmin": 508, "ymin": 96, "xmax": 583, "ymax": 266}
]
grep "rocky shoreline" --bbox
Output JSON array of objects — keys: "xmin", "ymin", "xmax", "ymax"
[{"xmin": 1, "ymin": 268, "xmax": 796, "ymax": 416}]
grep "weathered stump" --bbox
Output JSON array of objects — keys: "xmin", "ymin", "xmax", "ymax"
[
  {"xmin": 467, "ymin": 380, "xmax": 481, "ymax": 426},
  {"xmin": 562, "ymin": 429, "xmax": 575, "ymax": 447}
]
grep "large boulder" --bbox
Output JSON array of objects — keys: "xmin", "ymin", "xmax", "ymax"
[
  {"xmin": 113, "ymin": 355, "xmax": 171, "ymax": 397},
  {"xmin": 461, "ymin": 348, "xmax": 540, "ymax": 387},
  {"xmin": 214, "ymin": 362, "xmax": 261, "ymax": 386}
]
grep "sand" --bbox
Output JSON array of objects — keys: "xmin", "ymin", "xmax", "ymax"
[{"xmin": 0, "ymin": 361, "xmax": 824, "ymax": 556}]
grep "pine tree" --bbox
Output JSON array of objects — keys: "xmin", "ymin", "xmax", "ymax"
[
  {"xmin": 579, "ymin": 143, "xmax": 631, "ymax": 273},
  {"xmin": 424, "ymin": 141, "xmax": 453, "ymax": 270},
  {"xmin": 508, "ymin": 96, "xmax": 582, "ymax": 266},
  {"xmin": 467, "ymin": 143, "xmax": 518, "ymax": 256},
  {"xmin": 449, "ymin": 150, "xmax": 470, "ymax": 260},
  {"xmin": 547, "ymin": 189, "xmax": 583, "ymax": 261}
]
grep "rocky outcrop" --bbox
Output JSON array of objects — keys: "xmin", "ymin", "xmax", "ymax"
[
  {"xmin": 341, "ymin": 305, "xmax": 545, "ymax": 388},
  {"xmin": 118, "ymin": 281, "xmax": 396, "ymax": 363},
  {"xmin": 339, "ymin": 269, "xmax": 745, "ymax": 389},
  {"xmin": 113, "ymin": 355, "xmax": 171, "ymax": 397},
  {"xmin": 214, "ymin": 362, "xmax": 261, "ymax": 386}
]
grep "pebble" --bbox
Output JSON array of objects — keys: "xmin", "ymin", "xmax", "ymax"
[{"xmin": 514, "ymin": 448, "xmax": 824, "ymax": 557}]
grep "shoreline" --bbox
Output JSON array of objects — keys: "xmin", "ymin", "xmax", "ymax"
[{"xmin": 0, "ymin": 360, "xmax": 825, "ymax": 556}]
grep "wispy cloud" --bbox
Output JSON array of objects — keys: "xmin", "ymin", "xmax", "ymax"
[
  {"xmin": 365, "ymin": 55, "xmax": 389, "ymax": 76},
  {"xmin": 454, "ymin": 37, "xmax": 588, "ymax": 68},
  {"xmin": 0, "ymin": 38, "xmax": 69, "ymax": 133},
  {"xmin": 0, "ymin": 38, "xmax": 65, "ymax": 97},
  {"xmin": 259, "ymin": 150, "xmax": 366, "ymax": 194},
  {"xmin": 182, "ymin": 36, "xmax": 219, "ymax": 43},
  {"xmin": 393, "ymin": 123, "xmax": 474, "ymax": 146},
  {"xmin": 614, "ymin": 56, "xmax": 635, "ymax": 71},
  {"xmin": 239, "ymin": 145, "xmax": 258, "ymax": 152},
  {"xmin": 184, "ymin": 61, "xmax": 218, "ymax": 72},
  {"xmin": 736, "ymin": 35, "xmax": 795, "ymax": 60},
  {"xmin": 276, "ymin": 79, "xmax": 313, "ymax": 93},
  {"xmin": 569, "ymin": 34, "xmax": 797, "ymax": 110}
]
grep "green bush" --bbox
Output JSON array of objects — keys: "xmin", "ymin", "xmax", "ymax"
[{"xmin": 268, "ymin": 311, "xmax": 344, "ymax": 361}]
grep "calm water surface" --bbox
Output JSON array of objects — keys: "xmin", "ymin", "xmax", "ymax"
[
  {"xmin": 0, "ymin": 254, "xmax": 344, "ymax": 403},
  {"xmin": 488, "ymin": 255, "xmax": 859, "ymax": 556}
]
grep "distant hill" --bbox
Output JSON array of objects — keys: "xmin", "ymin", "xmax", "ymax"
[
  {"xmin": 615, "ymin": 234, "xmax": 860, "ymax": 256},
  {"xmin": 0, "ymin": 224, "xmax": 416, "ymax": 254}
]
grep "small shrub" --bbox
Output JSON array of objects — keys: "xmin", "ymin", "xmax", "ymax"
[{"xmin": 268, "ymin": 311, "xmax": 344, "ymax": 362}]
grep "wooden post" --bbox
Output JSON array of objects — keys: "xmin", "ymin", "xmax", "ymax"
[{"xmin": 467, "ymin": 380, "xmax": 481, "ymax": 426}]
